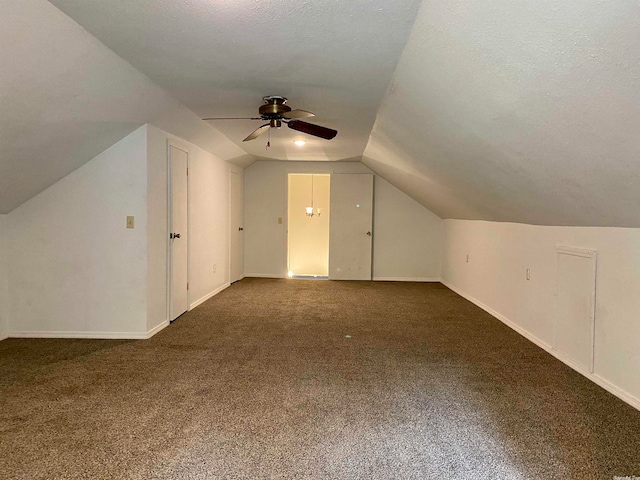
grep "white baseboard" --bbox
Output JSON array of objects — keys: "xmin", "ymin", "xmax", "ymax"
[
  {"xmin": 9, "ymin": 322, "xmax": 170, "ymax": 340},
  {"xmin": 246, "ymin": 275, "xmax": 442, "ymax": 282},
  {"xmin": 441, "ymin": 280, "xmax": 553, "ymax": 351},
  {"xmin": 244, "ymin": 273, "xmax": 283, "ymax": 279},
  {"xmin": 0, "ymin": 333, "xmax": 8, "ymax": 341},
  {"xmin": 590, "ymin": 374, "xmax": 640, "ymax": 411},
  {"xmin": 9, "ymin": 330, "xmax": 151, "ymax": 340},
  {"xmin": 146, "ymin": 320, "xmax": 169, "ymax": 339},
  {"xmin": 373, "ymin": 276, "xmax": 441, "ymax": 283},
  {"xmin": 5, "ymin": 283, "xmax": 231, "ymax": 342},
  {"xmin": 441, "ymin": 279, "xmax": 640, "ymax": 412},
  {"xmin": 189, "ymin": 282, "xmax": 230, "ymax": 310}
]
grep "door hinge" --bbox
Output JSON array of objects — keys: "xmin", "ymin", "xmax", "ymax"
[
  {"xmin": 186, "ymin": 167, "xmax": 189, "ymax": 176},
  {"xmin": 187, "ymin": 283, "xmax": 189, "ymax": 290}
]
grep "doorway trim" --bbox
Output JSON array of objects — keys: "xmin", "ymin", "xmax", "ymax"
[
  {"xmin": 286, "ymin": 173, "xmax": 332, "ymax": 279},
  {"xmin": 229, "ymin": 169, "xmax": 245, "ymax": 283},
  {"xmin": 282, "ymin": 171, "xmax": 289, "ymax": 278}
]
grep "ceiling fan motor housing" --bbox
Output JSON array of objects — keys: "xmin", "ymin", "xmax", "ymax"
[
  {"xmin": 259, "ymin": 95, "xmax": 292, "ymax": 118},
  {"xmin": 203, "ymin": 95, "xmax": 335, "ymax": 142}
]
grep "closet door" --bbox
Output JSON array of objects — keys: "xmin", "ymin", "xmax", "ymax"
[
  {"xmin": 329, "ymin": 174, "xmax": 373, "ymax": 280},
  {"xmin": 555, "ymin": 246, "xmax": 597, "ymax": 373},
  {"xmin": 169, "ymin": 144, "xmax": 189, "ymax": 321}
]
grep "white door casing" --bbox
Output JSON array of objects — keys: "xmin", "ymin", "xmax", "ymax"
[
  {"xmin": 329, "ymin": 173, "xmax": 373, "ymax": 280},
  {"xmin": 287, "ymin": 174, "xmax": 330, "ymax": 277},
  {"xmin": 169, "ymin": 144, "xmax": 189, "ymax": 321},
  {"xmin": 230, "ymin": 171, "xmax": 244, "ymax": 283}
]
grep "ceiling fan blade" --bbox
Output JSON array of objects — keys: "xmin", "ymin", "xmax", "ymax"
[
  {"xmin": 281, "ymin": 109, "xmax": 315, "ymax": 119},
  {"xmin": 243, "ymin": 124, "xmax": 270, "ymax": 142},
  {"xmin": 287, "ymin": 120, "xmax": 337, "ymax": 140},
  {"xmin": 203, "ymin": 117, "xmax": 261, "ymax": 121}
]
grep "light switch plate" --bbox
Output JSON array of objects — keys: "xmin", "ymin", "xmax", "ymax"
[{"xmin": 126, "ymin": 216, "xmax": 135, "ymax": 229}]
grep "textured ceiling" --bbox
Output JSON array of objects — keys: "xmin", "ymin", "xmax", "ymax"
[
  {"xmin": 3, "ymin": 0, "xmax": 640, "ymax": 226},
  {"xmin": 49, "ymin": 0, "xmax": 422, "ymax": 162},
  {"xmin": 0, "ymin": 0, "xmax": 250, "ymax": 213},
  {"xmin": 364, "ymin": 0, "xmax": 640, "ymax": 226},
  {"xmin": 0, "ymin": 0, "xmax": 171, "ymax": 212}
]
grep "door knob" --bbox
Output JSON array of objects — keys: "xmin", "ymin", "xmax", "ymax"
[
  {"xmin": 239, "ymin": 227, "xmax": 244, "ymax": 231},
  {"xmin": 366, "ymin": 231, "xmax": 372, "ymax": 236},
  {"xmin": 170, "ymin": 233, "xmax": 181, "ymax": 239}
]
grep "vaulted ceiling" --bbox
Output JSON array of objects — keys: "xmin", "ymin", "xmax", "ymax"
[
  {"xmin": 2, "ymin": 0, "xmax": 639, "ymax": 226},
  {"xmin": 364, "ymin": 0, "xmax": 640, "ymax": 226}
]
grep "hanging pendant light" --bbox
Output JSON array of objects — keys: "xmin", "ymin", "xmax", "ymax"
[
  {"xmin": 305, "ymin": 175, "xmax": 314, "ymax": 217},
  {"xmin": 305, "ymin": 175, "xmax": 321, "ymax": 217}
]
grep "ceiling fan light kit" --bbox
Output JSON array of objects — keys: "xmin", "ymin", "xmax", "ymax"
[{"xmin": 203, "ymin": 96, "xmax": 337, "ymax": 144}]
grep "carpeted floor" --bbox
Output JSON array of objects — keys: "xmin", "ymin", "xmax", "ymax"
[{"xmin": 1, "ymin": 278, "xmax": 639, "ymax": 479}]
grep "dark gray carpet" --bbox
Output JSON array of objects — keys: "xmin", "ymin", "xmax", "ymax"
[{"xmin": 1, "ymin": 279, "xmax": 639, "ymax": 479}]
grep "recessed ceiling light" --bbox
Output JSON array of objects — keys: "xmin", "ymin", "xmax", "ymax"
[{"xmin": 294, "ymin": 140, "xmax": 306, "ymax": 146}]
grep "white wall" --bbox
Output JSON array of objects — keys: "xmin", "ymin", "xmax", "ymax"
[
  {"xmin": 373, "ymin": 177, "xmax": 443, "ymax": 281},
  {"xmin": 442, "ymin": 220, "xmax": 640, "ymax": 410},
  {"xmin": 185, "ymin": 134, "xmax": 232, "ymax": 308},
  {"xmin": 2, "ymin": 123, "xmax": 239, "ymax": 339},
  {"xmin": 244, "ymin": 161, "xmax": 443, "ymax": 280},
  {"xmin": 146, "ymin": 125, "xmax": 169, "ymax": 333},
  {"xmin": 7, "ymin": 126, "xmax": 149, "ymax": 337},
  {"xmin": 147, "ymin": 124, "xmax": 237, "ymax": 321},
  {"xmin": 0, "ymin": 215, "xmax": 8, "ymax": 340}
]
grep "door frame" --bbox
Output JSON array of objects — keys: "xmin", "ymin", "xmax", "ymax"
[
  {"xmin": 166, "ymin": 139, "xmax": 190, "ymax": 322},
  {"xmin": 283, "ymin": 171, "xmax": 290, "ymax": 278},
  {"xmin": 283, "ymin": 171, "xmax": 373, "ymax": 279},
  {"xmin": 286, "ymin": 173, "xmax": 331, "ymax": 278},
  {"xmin": 229, "ymin": 169, "xmax": 244, "ymax": 283}
]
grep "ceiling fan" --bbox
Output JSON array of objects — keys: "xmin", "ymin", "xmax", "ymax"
[{"xmin": 203, "ymin": 95, "xmax": 338, "ymax": 142}]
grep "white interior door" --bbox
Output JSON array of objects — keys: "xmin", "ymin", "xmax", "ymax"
[
  {"xmin": 555, "ymin": 246, "xmax": 597, "ymax": 373},
  {"xmin": 170, "ymin": 144, "xmax": 189, "ymax": 321},
  {"xmin": 329, "ymin": 174, "xmax": 373, "ymax": 280},
  {"xmin": 230, "ymin": 171, "xmax": 244, "ymax": 283}
]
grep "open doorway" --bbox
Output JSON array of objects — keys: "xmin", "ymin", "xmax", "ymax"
[{"xmin": 287, "ymin": 174, "xmax": 330, "ymax": 279}]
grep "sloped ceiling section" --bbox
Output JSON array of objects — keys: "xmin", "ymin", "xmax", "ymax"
[
  {"xmin": 364, "ymin": 0, "xmax": 640, "ymax": 227},
  {"xmin": 48, "ymin": 0, "xmax": 422, "ymax": 163},
  {"xmin": 0, "ymin": 0, "xmax": 247, "ymax": 213}
]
